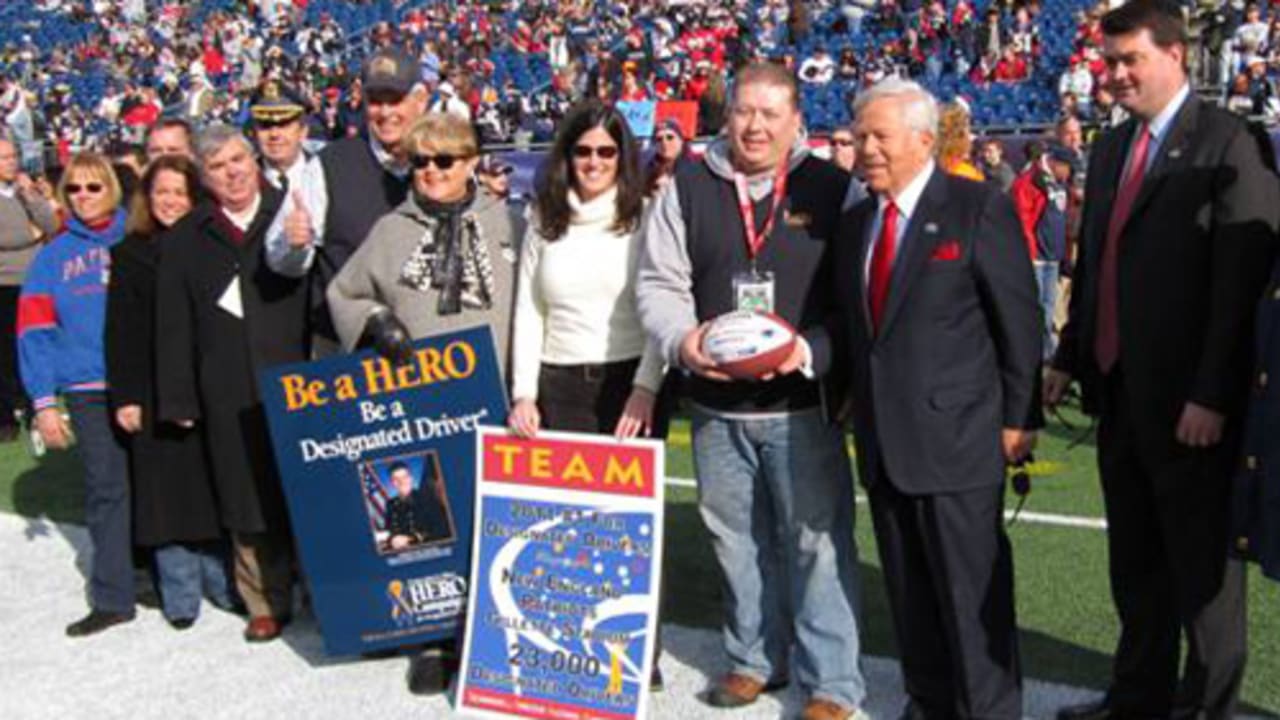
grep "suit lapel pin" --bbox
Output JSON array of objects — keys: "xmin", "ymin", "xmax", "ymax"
[
  {"xmin": 1168, "ymin": 148, "xmax": 1183, "ymax": 160},
  {"xmin": 924, "ymin": 222, "xmax": 939, "ymax": 234}
]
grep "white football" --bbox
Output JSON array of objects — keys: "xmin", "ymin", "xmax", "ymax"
[{"xmin": 701, "ymin": 311, "xmax": 798, "ymax": 380}]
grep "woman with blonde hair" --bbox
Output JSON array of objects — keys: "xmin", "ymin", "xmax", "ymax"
[
  {"xmin": 936, "ymin": 102, "xmax": 985, "ymax": 181},
  {"xmin": 17, "ymin": 152, "xmax": 134, "ymax": 636},
  {"xmin": 327, "ymin": 113, "xmax": 519, "ymax": 695},
  {"xmin": 328, "ymin": 112, "xmax": 518, "ymax": 364}
]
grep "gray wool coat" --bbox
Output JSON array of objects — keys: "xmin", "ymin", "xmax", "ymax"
[{"xmin": 326, "ymin": 191, "xmax": 518, "ymax": 375}]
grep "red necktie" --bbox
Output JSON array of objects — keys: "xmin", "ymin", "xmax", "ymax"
[
  {"xmin": 869, "ymin": 200, "xmax": 899, "ymax": 333},
  {"xmin": 1094, "ymin": 124, "xmax": 1151, "ymax": 373}
]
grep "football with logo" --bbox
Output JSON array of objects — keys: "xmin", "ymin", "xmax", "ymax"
[{"xmin": 701, "ymin": 311, "xmax": 798, "ymax": 380}]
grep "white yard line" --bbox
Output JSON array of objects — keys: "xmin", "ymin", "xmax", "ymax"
[{"xmin": 665, "ymin": 477, "xmax": 1109, "ymax": 530}]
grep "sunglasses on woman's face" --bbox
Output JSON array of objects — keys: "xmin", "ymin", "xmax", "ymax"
[
  {"xmin": 410, "ymin": 153, "xmax": 465, "ymax": 170},
  {"xmin": 657, "ymin": 133, "xmax": 680, "ymax": 142},
  {"xmin": 572, "ymin": 144, "xmax": 619, "ymax": 160},
  {"xmin": 66, "ymin": 183, "xmax": 105, "ymax": 195}
]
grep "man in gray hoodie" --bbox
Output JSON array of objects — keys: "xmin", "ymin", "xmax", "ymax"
[{"xmin": 636, "ymin": 63, "xmax": 865, "ymax": 720}]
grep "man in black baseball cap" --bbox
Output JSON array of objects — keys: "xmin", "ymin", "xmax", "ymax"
[
  {"xmin": 263, "ymin": 48, "xmax": 427, "ymax": 350},
  {"xmin": 476, "ymin": 154, "xmax": 513, "ymax": 200}
]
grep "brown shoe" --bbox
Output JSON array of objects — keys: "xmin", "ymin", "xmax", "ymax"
[
  {"xmin": 243, "ymin": 616, "xmax": 284, "ymax": 642},
  {"xmin": 703, "ymin": 672, "xmax": 788, "ymax": 708},
  {"xmin": 802, "ymin": 698, "xmax": 858, "ymax": 720}
]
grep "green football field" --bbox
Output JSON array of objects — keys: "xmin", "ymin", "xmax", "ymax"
[{"xmin": 2, "ymin": 405, "xmax": 1277, "ymax": 714}]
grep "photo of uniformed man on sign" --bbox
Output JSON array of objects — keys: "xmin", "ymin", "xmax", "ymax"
[{"xmin": 362, "ymin": 453, "xmax": 455, "ymax": 555}]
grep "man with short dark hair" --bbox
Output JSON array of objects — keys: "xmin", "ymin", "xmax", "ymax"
[
  {"xmin": 978, "ymin": 137, "xmax": 1016, "ymax": 191},
  {"xmin": 385, "ymin": 463, "xmax": 425, "ymax": 549},
  {"xmin": 638, "ymin": 62, "xmax": 866, "ymax": 720},
  {"xmin": 144, "ymin": 117, "xmax": 193, "ymax": 163},
  {"xmin": 1046, "ymin": 2, "xmax": 1279, "ymax": 717},
  {"xmin": 828, "ymin": 127, "xmax": 856, "ymax": 173},
  {"xmin": 383, "ymin": 462, "xmax": 449, "ymax": 551}
]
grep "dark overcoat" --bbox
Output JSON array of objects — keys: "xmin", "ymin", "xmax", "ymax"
[
  {"xmin": 1233, "ymin": 259, "xmax": 1280, "ymax": 582},
  {"xmin": 155, "ymin": 188, "xmax": 308, "ymax": 533},
  {"xmin": 106, "ymin": 231, "xmax": 222, "ymax": 546}
]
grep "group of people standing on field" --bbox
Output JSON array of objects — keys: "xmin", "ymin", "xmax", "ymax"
[{"xmin": 4, "ymin": 1, "xmax": 1280, "ymax": 718}]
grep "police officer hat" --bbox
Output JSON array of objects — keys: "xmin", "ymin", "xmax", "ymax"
[{"xmin": 250, "ymin": 81, "xmax": 306, "ymax": 125}]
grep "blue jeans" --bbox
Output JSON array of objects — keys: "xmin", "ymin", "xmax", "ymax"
[
  {"xmin": 1034, "ymin": 260, "xmax": 1060, "ymax": 360},
  {"xmin": 155, "ymin": 541, "xmax": 237, "ymax": 621},
  {"xmin": 691, "ymin": 405, "xmax": 865, "ymax": 708},
  {"xmin": 66, "ymin": 392, "xmax": 134, "ymax": 614}
]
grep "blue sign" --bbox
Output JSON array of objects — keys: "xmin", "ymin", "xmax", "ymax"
[
  {"xmin": 616, "ymin": 101, "xmax": 657, "ymax": 139},
  {"xmin": 260, "ymin": 326, "xmax": 508, "ymax": 656},
  {"xmin": 458, "ymin": 429, "xmax": 665, "ymax": 720}
]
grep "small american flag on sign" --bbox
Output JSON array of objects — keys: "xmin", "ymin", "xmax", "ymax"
[{"xmin": 362, "ymin": 465, "xmax": 390, "ymax": 531}]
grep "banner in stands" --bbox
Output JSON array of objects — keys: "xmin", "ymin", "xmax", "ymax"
[
  {"xmin": 458, "ymin": 428, "xmax": 666, "ymax": 720},
  {"xmin": 616, "ymin": 100, "xmax": 657, "ymax": 139},
  {"xmin": 260, "ymin": 325, "xmax": 507, "ymax": 656},
  {"xmin": 654, "ymin": 101, "xmax": 699, "ymax": 141}
]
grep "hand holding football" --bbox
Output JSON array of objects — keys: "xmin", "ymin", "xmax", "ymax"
[{"xmin": 700, "ymin": 311, "xmax": 798, "ymax": 380}]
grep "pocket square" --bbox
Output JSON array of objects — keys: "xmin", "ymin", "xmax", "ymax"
[{"xmin": 930, "ymin": 240, "xmax": 961, "ymax": 262}]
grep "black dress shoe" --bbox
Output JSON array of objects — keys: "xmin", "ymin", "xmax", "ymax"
[
  {"xmin": 66, "ymin": 610, "xmax": 134, "ymax": 637},
  {"xmin": 167, "ymin": 617, "xmax": 196, "ymax": 630},
  {"xmin": 407, "ymin": 646, "xmax": 460, "ymax": 695},
  {"xmin": 1057, "ymin": 698, "xmax": 1113, "ymax": 720}
]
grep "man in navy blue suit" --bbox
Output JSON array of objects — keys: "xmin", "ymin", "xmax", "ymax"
[{"xmin": 835, "ymin": 77, "xmax": 1042, "ymax": 720}]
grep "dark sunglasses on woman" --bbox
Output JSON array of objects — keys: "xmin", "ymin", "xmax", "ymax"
[
  {"xmin": 572, "ymin": 145, "xmax": 619, "ymax": 160},
  {"xmin": 411, "ymin": 153, "xmax": 467, "ymax": 170},
  {"xmin": 66, "ymin": 182, "xmax": 105, "ymax": 195}
]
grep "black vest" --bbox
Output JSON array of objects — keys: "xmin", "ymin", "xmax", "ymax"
[
  {"xmin": 676, "ymin": 155, "xmax": 850, "ymax": 413},
  {"xmin": 313, "ymin": 135, "xmax": 412, "ymax": 335}
]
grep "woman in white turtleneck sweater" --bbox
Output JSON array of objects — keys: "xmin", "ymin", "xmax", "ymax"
[{"xmin": 508, "ymin": 100, "xmax": 667, "ymax": 440}]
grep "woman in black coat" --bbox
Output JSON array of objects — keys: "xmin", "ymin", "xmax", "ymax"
[{"xmin": 105, "ymin": 156, "xmax": 236, "ymax": 628}]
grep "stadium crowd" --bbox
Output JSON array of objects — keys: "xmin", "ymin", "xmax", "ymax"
[
  {"xmin": 3, "ymin": 1, "xmax": 1280, "ymax": 720},
  {"xmin": 0, "ymin": 0, "xmax": 1197, "ymax": 171}
]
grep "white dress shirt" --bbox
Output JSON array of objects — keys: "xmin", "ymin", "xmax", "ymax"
[{"xmin": 864, "ymin": 159, "xmax": 937, "ymax": 289}]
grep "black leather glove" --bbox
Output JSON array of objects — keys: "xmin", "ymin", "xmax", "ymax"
[{"xmin": 359, "ymin": 308, "xmax": 414, "ymax": 366}]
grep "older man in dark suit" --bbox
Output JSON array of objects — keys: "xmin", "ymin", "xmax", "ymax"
[
  {"xmin": 835, "ymin": 77, "xmax": 1042, "ymax": 720},
  {"xmin": 1045, "ymin": 2, "xmax": 1279, "ymax": 718},
  {"xmin": 156, "ymin": 125, "xmax": 309, "ymax": 644}
]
